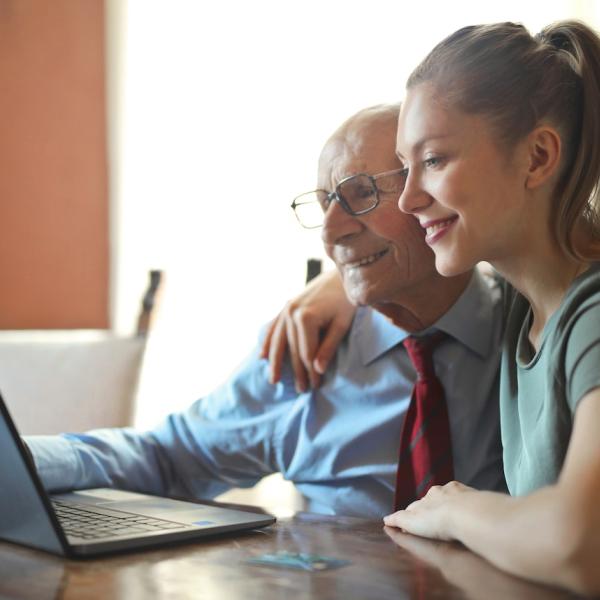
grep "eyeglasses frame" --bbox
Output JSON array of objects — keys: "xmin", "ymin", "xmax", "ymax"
[{"xmin": 291, "ymin": 168, "xmax": 407, "ymax": 229}]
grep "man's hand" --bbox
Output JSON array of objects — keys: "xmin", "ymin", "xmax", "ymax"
[{"xmin": 260, "ymin": 270, "xmax": 355, "ymax": 392}]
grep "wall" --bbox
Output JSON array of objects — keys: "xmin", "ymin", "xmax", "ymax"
[{"xmin": 0, "ymin": 0, "xmax": 109, "ymax": 329}]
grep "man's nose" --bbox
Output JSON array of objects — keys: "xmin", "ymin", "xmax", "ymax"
[
  {"xmin": 321, "ymin": 199, "xmax": 362, "ymax": 245},
  {"xmin": 398, "ymin": 171, "xmax": 431, "ymax": 215}
]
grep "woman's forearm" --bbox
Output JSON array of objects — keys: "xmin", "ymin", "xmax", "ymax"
[{"xmin": 449, "ymin": 486, "xmax": 598, "ymax": 595}]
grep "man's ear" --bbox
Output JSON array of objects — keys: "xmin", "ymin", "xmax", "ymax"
[{"xmin": 525, "ymin": 125, "xmax": 562, "ymax": 190}]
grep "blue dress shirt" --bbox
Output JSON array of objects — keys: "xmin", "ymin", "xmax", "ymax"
[{"xmin": 26, "ymin": 270, "xmax": 505, "ymax": 517}]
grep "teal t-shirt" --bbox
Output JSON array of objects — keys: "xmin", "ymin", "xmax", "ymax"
[{"xmin": 500, "ymin": 263, "xmax": 600, "ymax": 495}]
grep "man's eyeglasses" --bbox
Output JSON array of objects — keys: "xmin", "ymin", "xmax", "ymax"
[{"xmin": 291, "ymin": 168, "xmax": 407, "ymax": 229}]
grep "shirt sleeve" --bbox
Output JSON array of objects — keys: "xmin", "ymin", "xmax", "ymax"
[
  {"xmin": 565, "ymin": 298, "xmax": 600, "ymax": 411},
  {"xmin": 25, "ymin": 341, "xmax": 300, "ymax": 497}
]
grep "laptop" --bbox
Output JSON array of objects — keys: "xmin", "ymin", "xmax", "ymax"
[{"xmin": 0, "ymin": 393, "xmax": 275, "ymax": 557}]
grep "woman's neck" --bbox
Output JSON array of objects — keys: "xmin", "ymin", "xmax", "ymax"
[{"xmin": 495, "ymin": 247, "xmax": 589, "ymax": 350}]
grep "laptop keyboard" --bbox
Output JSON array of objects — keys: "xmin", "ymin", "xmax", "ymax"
[{"xmin": 52, "ymin": 499, "xmax": 187, "ymax": 540}]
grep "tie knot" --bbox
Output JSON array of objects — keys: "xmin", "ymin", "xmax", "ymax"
[{"xmin": 402, "ymin": 331, "xmax": 446, "ymax": 380}]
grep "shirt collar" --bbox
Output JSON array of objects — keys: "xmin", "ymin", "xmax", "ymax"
[{"xmin": 355, "ymin": 269, "xmax": 499, "ymax": 366}]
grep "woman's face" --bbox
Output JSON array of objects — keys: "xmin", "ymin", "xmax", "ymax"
[{"xmin": 396, "ymin": 82, "xmax": 532, "ymax": 277}]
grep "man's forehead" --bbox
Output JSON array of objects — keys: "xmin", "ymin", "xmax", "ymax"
[
  {"xmin": 318, "ymin": 144, "xmax": 368, "ymax": 186},
  {"xmin": 318, "ymin": 125, "xmax": 394, "ymax": 183}
]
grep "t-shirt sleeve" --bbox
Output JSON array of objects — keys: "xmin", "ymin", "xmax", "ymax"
[{"xmin": 565, "ymin": 298, "xmax": 600, "ymax": 411}]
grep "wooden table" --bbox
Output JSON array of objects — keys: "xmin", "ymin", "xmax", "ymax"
[{"xmin": 0, "ymin": 511, "xmax": 581, "ymax": 599}]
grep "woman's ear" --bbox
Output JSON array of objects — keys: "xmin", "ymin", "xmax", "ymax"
[{"xmin": 525, "ymin": 125, "xmax": 562, "ymax": 190}]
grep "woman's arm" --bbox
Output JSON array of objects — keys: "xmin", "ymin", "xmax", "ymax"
[
  {"xmin": 384, "ymin": 388, "xmax": 600, "ymax": 596},
  {"xmin": 260, "ymin": 269, "xmax": 356, "ymax": 391}
]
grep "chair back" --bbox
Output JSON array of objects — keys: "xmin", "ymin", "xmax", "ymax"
[{"xmin": 0, "ymin": 271, "xmax": 162, "ymax": 434}]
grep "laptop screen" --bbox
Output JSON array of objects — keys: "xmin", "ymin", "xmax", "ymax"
[{"xmin": 0, "ymin": 397, "xmax": 66, "ymax": 555}]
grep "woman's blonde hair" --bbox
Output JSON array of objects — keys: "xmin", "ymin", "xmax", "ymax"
[{"xmin": 407, "ymin": 20, "xmax": 600, "ymax": 259}]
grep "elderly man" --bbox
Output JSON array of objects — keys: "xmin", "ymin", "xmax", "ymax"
[{"xmin": 26, "ymin": 105, "xmax": 504, "ymax": 517}]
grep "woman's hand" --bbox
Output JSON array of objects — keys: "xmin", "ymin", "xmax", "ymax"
[
  {"xmin": 384, "ymin": 481, "xmax": 474, "ymax": 541},
  {"xmin": 260, "ymin": 269, "xmax": 355, "ymax": 392}
]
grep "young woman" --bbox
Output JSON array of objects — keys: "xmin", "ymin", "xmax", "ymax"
[
  {"xmin": 265, "ymin": 20, "xmax": 600, "ymax": 595},
  {"xmin": 384, "ymin": 20, "xmax": 600, "ymax": 594}
]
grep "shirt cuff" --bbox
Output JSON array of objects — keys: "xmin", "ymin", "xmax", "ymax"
[{"xmin": 23, "ymin": 435, "xmax": 80, "ymax": 492}]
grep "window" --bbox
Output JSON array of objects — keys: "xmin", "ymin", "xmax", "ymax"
[{"xmin": 106, "ymin": 0, "xmax": 595, "ymax": 423}]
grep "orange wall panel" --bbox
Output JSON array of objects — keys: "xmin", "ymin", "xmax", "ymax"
[{"xmin": 0, "ymin": 0, "xmax": 109, "ymax": 329}]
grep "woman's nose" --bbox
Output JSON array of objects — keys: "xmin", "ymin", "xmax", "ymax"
[{"xmin": 398, "ymin": 171, "xmax": 431, "ymax": 215}]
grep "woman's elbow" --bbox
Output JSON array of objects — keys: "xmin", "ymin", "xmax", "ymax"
[{"xmin": 556, "ymin": 514, "xmax": 600, "ymax": 596}]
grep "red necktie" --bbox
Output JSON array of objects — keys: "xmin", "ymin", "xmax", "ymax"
[{"xmin": 393, "ymin": 332, "xmax": 454, "ymax": 511}]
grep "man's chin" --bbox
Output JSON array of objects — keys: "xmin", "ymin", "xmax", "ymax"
[{"xmin": 344, "ymin": 284, "xmax": 376, "ymax": 308}]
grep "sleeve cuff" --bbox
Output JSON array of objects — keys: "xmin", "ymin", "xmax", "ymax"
[{"xmin": 23, "ymin": 435, "xmax": 81, "ymax": 492}]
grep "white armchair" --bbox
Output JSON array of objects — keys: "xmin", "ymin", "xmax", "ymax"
[{"xmin": 0, "ymin": 271, "xmax": 161, "ymax": 435}]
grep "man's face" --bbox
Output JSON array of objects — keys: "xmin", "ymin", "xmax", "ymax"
[{"xmin": 319, "ymin": 116, "xmax": 439, "ymax": 308}]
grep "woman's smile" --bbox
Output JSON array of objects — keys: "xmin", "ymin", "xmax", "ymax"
[{"xmin": 421, "ymin": 216, "xmax": 459, "ymax": 245}]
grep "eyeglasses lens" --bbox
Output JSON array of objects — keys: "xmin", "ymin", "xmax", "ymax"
[
  {"xmin": 337, "ymin": 175, "xmax": 378, "ymax": 214},
  {"xmin": 293, "ymin": 192, "xmax": 326, "ymax": 228}
]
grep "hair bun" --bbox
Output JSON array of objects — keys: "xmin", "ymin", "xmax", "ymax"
[{"xmin": 537, "ymin": 28, "xmax": 572, "ymax": 51}]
